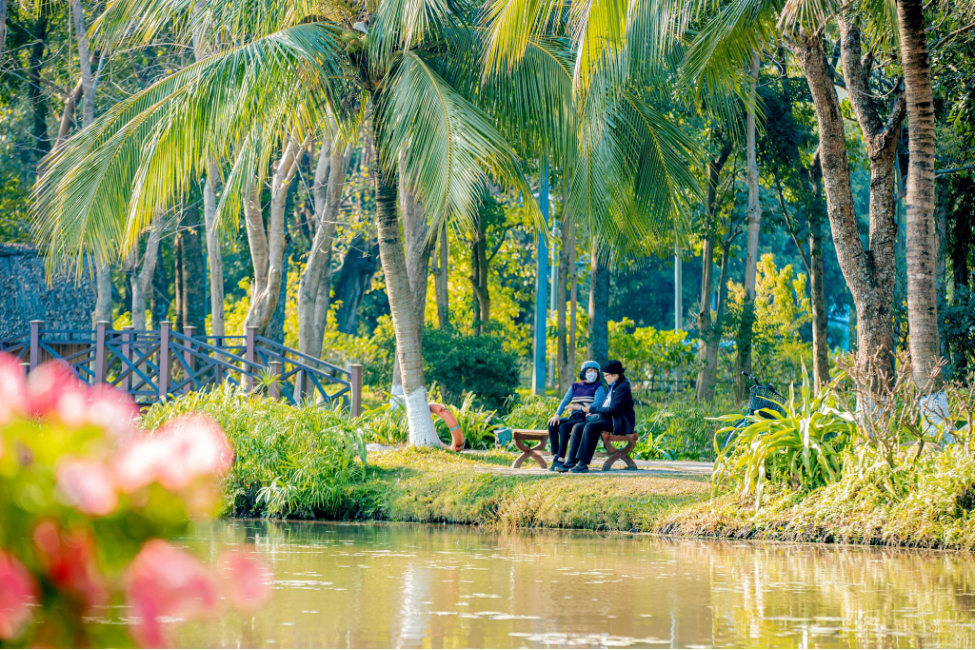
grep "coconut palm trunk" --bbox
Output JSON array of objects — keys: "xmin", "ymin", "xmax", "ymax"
[
  {"xmin": 131, "ymin": 219, "xmax": 162, "ymax": 331},
  {"xmin": 896, "ymin": 0, "xmax": 942, "ymax": 393},
  {"xmin": 374, "ymin": 162, "xmax": 440, "ymax": 447}
]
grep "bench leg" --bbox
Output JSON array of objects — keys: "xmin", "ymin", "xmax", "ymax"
[
  {"xmin": 512, "ymin": 439, "xmax": 548, "ymax": 469},
  {"xmin": 601, "ymin": 437, "xmax": 638, "ymax": 471}
]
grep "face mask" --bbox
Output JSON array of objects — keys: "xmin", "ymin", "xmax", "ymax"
[{"xmin": 585, "ymin": 370, "xmax": 598, "ymax": 382}]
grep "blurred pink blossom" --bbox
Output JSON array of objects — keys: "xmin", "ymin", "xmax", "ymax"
[
  {"xmin": 0, "ymin": 550, "xmax": 37, "ymax": 640},
  {"xmin": 217, "ymin": 547, "xmax": 273, "ymax": 613},
  {"xmin": 24, "ymin": 360, "xmax": 138, "ymax": 437},
  {"xmin": 32, "ymin": 521, "xmax": 108, "ymax": 609},
  {"xmin": 115, "ymin": 415, "xmax": 233, "ymax": 494},
  {"xmin": 56, "ymin": 459, "xmax": 119, "ymax": 516},
  {"xmin": 25, "ymin": 361, "xmax": 84, "ymax": 417},
  {"xmin": 81, "ymin": 385, "xmax": 139, "ymax": 441},
  {"xmin": 126, "ymin": 540, "xmax": 219, "ymax": 647},
  {"xmin": 0, "ymin": 352, "xmax": 28, "ymax": 426}
]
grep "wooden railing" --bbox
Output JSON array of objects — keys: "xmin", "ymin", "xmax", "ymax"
[{"xmin": 0, "ymin": 321, "xmax": 363, "ymax": 415}]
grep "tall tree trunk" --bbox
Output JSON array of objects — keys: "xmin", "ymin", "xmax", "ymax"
[
  {"xmin": 0, "ymin": 0, "xmax": 6, "ymax": 61},
  {"xmin": 191, "ymin": 2, "xmax": 225, "ymax": 336},
  {"xmin": 297, "ymin": 131, "xmax": 349, "ymax": 357},
  {"xmin": 131, "ymin": 220, "xmax": 162, "ymax": 331},
  {"xmin": 735, "ymin": 52, "xmax": 762, "ymax": 400},
  {"xmin": 27, "ymin": 13, "xmax": 49, "ymax": 165},
  {"xmin": 808, "ymin": 156, "xmax": 830, "ymax": 391},
  {"xmin": 470, "ymin": 213, "xmax": 490, "ymax": 335},
  {"xmin": 434, "ymin": 226, "xmax": 450, "ymax": 328},
  {"xmin": 569, "ymin": 239, "xmax": 578, "ymax": 370},
  {"xmin": 695, "ymin": 141, "xmax": 733, "ymax": 402},
  {"xmin": 390, "ymin": 177, "xmax": 436, "ymax": 399},
  {"xmin": 557, "ymin": 214, "xmax": 573, "ymax": 392},
  {"xmin": 56, "ymin": 78, "xmax": 84, "ymax": 147},
  {"xmin": 373, "ymin": 150, "xmax": 440, "ymax": 447},
  {"xmin": 587, "ymin": 244, "xmax": 609, "ymax": 366},
  {"xmin": 244, "ymin": 140, "xmax": 301, "ymax": 334},
  {"xmin": 150, "ymin": 243, "xmax": 170, "ymax": 327},
  {"xmin": 176, "ymin": 205, "xmax": 207, "ymax": 333},
  {"xmin": 794, "ymin": 28, "xmax": 904, "ymax": 386},
  {"xmin": 266, "ymin": 240, "xmax": 290, "ymax": 345},
  {"xmin": 70, "ymin": 0, "xmax": 112, "ymax": 326},
  {"xmin": 334, "ymin": 232, "xmax": 378, "ymax": 335},
  {"xmin": 896, "ymin": 0, "xmax": 942, "ymax": 393}
]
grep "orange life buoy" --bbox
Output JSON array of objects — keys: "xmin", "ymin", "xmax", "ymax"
[{"xmin": 429, "ymin": 403, "xmax": 465, "ymax": 451}]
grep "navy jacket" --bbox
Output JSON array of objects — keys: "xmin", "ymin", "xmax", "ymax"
[{"xmin": 588, "ymin": 376, "xmax": 636, "ymax": 435}]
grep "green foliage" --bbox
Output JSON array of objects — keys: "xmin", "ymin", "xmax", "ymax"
[
  {"xmin": 142, "ymin": 386, "xmax": 367, "ymax": 519},
  {"xmin": 713, "ymin": 376, "xmax": 857, "ymax": 509},
  {"xmin": 503, "ymin": 393, "xmax": 561, "ymax": 429},
  {"xmin": 608, "ymin": 318, "xmax": 697, "ymax": 387},
  {"xmin": 366, "ymin": 324, "xmax": 520, "ymax": 411},
  {"xmin": 634, "ymin": 396, "xmax": 737, "ymax": 461},
  {"xmin": 358, "ymin": 402, "xmax": 411, "ymax": 446},
  {"xmin": 723, "ymin": 254, "xmax": 813, "ymax": 388}
]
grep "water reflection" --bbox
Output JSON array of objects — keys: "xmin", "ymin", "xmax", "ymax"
[{"xmin": 172, "ymin": 521, "xmax": 974, "ymax": 649}]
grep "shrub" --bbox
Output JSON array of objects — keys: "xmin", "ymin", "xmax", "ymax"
[
  {"xmin": 0, "ymin": 356, "xmax": 270, "ymax": 648},
  {"xmin": 434, "ymin": 392, "xmax": 499, "ymax": 450},
  {"xmin": 503, "ymin": 394, "xmax": 561, "ymax": 429},
  {"xmin": 142, "ymin": 386, "xmax": 367, "ymax": 518},
  {"xmin": 358, "ymin": 401, "xmax": 410, "ymax": 446},
  {"xmin": 608, "ymin": 318, "xmax": 696, "ymax": 390},
  {"xmin": 713, "ymin": 375, "xmax": 856, "ymax": 508}
]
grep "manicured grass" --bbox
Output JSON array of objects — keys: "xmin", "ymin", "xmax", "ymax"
[{"xmin": 344, "ymin": 447, "xmax": 712, "ymax": 532}]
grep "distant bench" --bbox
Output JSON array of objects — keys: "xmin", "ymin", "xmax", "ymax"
[{"xmin": 511, "ymin": 429, "xmax": 639, "ymax": 471}]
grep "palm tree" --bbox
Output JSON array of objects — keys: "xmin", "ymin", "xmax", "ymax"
[{"xmin": 33, "ymin": 0, "xmax": 567, "ymax": 446}]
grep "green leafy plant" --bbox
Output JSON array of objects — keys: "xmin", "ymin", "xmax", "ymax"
[
  {"xmin": 435, "ymin": 392, "xmax": 499, "ymax": 450},
  {"xmin": 503, "ymin": 394, "xmax": 561, "ymax": 430},
  {"xmin": 713, "ymin": 375, "xmax": 856, "ymax": 509},
  {"xmin": 143, "ymin": 385, "xmax": 367, "ymax": 518}
]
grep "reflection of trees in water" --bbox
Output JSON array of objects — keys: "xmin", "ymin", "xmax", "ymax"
[
  {"xmin": 175, "ymin": 522, "xmax": 973, "ymax": 649},
  {"xmin": 698, "ymin": 542, "xmax": 975, "ymax": 647}
]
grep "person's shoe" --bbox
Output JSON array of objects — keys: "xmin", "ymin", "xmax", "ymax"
[
  {"xmin": 549, "ymin": 458, "xmax": 565, "ymax": 472},
  {"xmin": 554, "ymin": 461, "xmax": 570, "ymax": 473},
  {"xmin": 569, "ymin": 462, "xmax": 590, "ymax": 474}
]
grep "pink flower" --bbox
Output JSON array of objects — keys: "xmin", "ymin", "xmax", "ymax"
[
  {"xmin": 32, "ymin": 521, "xmax": 108, "ymax": 609},
  {"xmin": 115, "ymin": 415, "xmax": 233, "ymax": 494},
  {"xmin": 126, "ymin": 540, "xmax": 219, "ymax": 647},
  {"xmin": 0, "ymin": 352, "xmax": 28, "ymax": 427},
  {"xmin": 56, "ymin": 459, "xmax": 119, "ymax": 516},
  {"xmin": 25, "ymin": 361, "xmax": 84, "ymax": 417},
  {"xmin": 217, "ymin": 547, "xmax": 273, "ymax": 613},
  {"xmin": 81, "ymin": 385, "xmax": 139, "ymax": 442},
  {"xmin": 0, "ymin": 550, "xmax": 37, "ymax": 640}
]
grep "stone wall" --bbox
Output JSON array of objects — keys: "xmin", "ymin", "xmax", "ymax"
[{"xmin": 0, "ymin": 244, "xmax": 96, "ymax": 338}]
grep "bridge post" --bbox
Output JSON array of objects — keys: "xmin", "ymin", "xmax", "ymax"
[
  {"xmin": 159, "ymin": 321, "xmax": 171, "ymax": 400},
  {"xmin": 245, "ymin": 326, "xmax": 257, "ymax": 391},
  {"xmin": 29, "ymin": 320, "xmax": 42, "ymax": 371},
  {"xmin": 183, "ymin": 326, "xmax": 196, "ymax": 395},
  {"xmin": 269, "ymin": 360, "xmax": 282, "ymax": 400},
  {"xmin": 350, "ymin": 363, "xmax": 363, "ymax": 418},
  {"xmin": 94, "ymin": 321, "xmax": 109, "ymax": 384},
  {"xmin": 120, "ymin": 326, "xmax": 133, "ymax": 392}
]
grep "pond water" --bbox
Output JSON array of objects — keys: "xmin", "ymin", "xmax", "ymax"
[{"xmin": 173, "ymin": 520, "xmax": 974, "ymax": 649}]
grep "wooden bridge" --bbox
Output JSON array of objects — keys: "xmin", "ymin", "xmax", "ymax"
[{"xmin": 0, "ymin": 321, "xmax": 363, "ymax": 415}]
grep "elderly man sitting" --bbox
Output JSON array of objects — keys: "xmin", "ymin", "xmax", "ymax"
[{"xmin": 554, "ymin": 360, "xmax": 635, "ymax": 474}]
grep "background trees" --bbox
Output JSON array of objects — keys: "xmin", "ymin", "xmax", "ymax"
[{"xmin": 0, "ymin": 0, "xmax": 971, "ymax": 440}]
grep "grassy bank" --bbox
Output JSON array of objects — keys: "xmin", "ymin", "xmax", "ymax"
[{"xmin": 143, "ymin": 390, "xmax": 975, "ymax": 551}]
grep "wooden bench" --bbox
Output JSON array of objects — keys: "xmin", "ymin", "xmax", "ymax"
[{"xmin": 511, "ymin": 428, "xmax": 639, "ymax": 471}]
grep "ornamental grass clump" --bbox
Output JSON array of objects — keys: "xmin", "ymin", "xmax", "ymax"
[
  {"xmin": 0, "ymin": 354, "xmax": 271, "ymax": 648},
  {"xmin": 713, "ymin": 374, "xmax": 857, "ymax": 509},
  {"xmin": 143, "ymin": 385, "xmax": 366, "ymax": 519}
]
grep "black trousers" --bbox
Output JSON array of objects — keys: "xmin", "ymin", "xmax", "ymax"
[
  {"xmin": 548, "ymin": 414, "xmax": 584, "ymax": 458},
  {"xmin": 565, "ymin": 418, "xmax": 613, "ymax": 466}
]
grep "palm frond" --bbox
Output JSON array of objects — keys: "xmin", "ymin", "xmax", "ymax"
[
  {"xmin": 378, "ymin": 50, "xmax": 540, "ymax": 234},
  {"xmin": 34, "ymin": 22, "xmax": 348, "ymax": 269}
]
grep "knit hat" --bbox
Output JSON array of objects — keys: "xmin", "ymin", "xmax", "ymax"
[{"xmin": 578, "ymin": 360, "xmax": 601, "ymax": 380}]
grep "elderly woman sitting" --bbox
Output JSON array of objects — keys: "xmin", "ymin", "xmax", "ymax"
[
  {"xmin": 555, "ymin": 360, "xmax": 635, "ymax": 474},
  {"xmin": 546, "ymin": 361, "xmax": 606, "ymax": 471}
]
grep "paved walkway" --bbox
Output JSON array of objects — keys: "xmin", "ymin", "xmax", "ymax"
[{"xmin": 460, "ymin": 450, "xmax": 714, "ymax": 478}]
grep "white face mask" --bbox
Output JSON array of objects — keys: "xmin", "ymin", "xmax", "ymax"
[{"xmin": 584, "ymin": 370, "xmax": 599, "ymax": 382}]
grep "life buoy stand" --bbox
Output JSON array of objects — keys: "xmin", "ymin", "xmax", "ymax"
[{"xmin": 429, "ymin": 403, "xmax": 465, "ymax": 451}]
